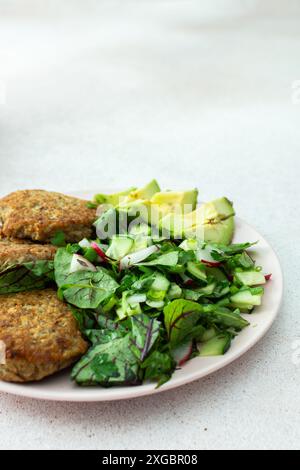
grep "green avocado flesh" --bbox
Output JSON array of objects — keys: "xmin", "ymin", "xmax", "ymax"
[
  {"xmin": 160, "ymin": 197, "xmax": 235, "ymax": 244},
  {"xmin": 127, "ymin": 179, "xmax": 161, "ymax": 201},
  {"xmin": 94, "ymin": 180, "xmax": 160, "ymax": 207},
  {"xmin": 94, "ymin": 187, "xmax": 137, "ymax": 206},
  {"xmin": 95, "ymin": 184, "xmax": 235, "ymax": 245},
  {"xmin": 151, "ymin": 189, "xmax": 198, "ymax": 217}
]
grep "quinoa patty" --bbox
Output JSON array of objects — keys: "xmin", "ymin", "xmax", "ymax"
[
  {"xmin": 0, "ymin": 238, "xmax": 57, "ymax": 269},
  {"xmin": 0, "ymin": 190, "xmax": 96, "ymax": 242},
  {"xmin": 0, "ymin": 289, "xmax": 88, "ymax": 382}
]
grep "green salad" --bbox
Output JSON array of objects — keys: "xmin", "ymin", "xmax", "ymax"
[
  {"xmin": 54, "ymin": 180, "xmax": 269, "ymax": 388},
  {"xmin": 3, "ymin": 180, "xmax": 269, "ymax": 388}
]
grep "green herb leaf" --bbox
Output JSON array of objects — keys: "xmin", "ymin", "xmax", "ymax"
[
  {"xmin": 0, "ymin": 260, "xmax": 54, "ymax": 294},
  {"xmin": 141, "ymin": 351, "xmax": 176, "ymax": 388},
  {"xmin": 24, "ymin": 260, "xmax": 54, "ymax": 279},
  {"xmin": 69, "ymin": 306, "xmax": 98, "ymax": 331},
  {"xmin": 202, "ymin": 305, "xmax": 250, "ymax": 330},
  {"xmin": 54, "ymin": 248, "xmax": 74, "ymax": 287},
  {"xmin": 130, "ymin": 314, "xmax": 161, "ymax": 361},
  {"xmin": 140, "ymin": 251, "xmax": 179, "ymax": 267},
  {"xmin": 85, "ymin": 328, "xmax": 124, "ymax": 345},
  {"xmin": 86, "ymin": 201, "xmax": 98, "ymax": 209},
  {"xmin": 211, "ymin": 242, "xmax": 257, "ymax": 261},
  {"xmin": 71, "ymin": 334, "xmax": 140, "ymax": 386},
  {"xmin": 50, "ymin": 231, "xmax": 66, "ymax": 247},
  {"xmin": 164, "ymin": 299, "xmax": 203, "ymax": 347},
  {"xmin": 61, "ymin": 268, "xmax": 119, "ymax": 309}
]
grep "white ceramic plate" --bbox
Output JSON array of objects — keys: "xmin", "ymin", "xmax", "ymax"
[{"xmin": 0, "ymin": 191, "xmax": 283, "ymax": 401}]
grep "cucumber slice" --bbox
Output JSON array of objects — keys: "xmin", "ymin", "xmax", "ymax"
[
  {"xmin": 183, "ymin": 289, "xmax": 202, "ymax": 301},
  {"xmin": 127, "ymin": 293, "xmax": 147, "ymax": 305},
  {"xmin": 132, "ymin": 236, "xmax": 151, "ymax": 252},
  {"xmin": 151, "ymin": 273, "xmax": 170, "ymax": 292},
  {"xmin": 219, "ymin": 286, "xmax": 230, "ymax": 296},
  {"xmin": 129, "ymin": 223, "xmax": 151, "ymax": 237},
  {"xmin": 106, "ymin": 235, "xmax": 134, "ymax": 260},
  {"xmin": 234, "ymin": 270, "xmax": 266, "ymax": 287},
  {"xmin": 231, "ymin": 289, "xmax": 263, "ymax": 307},
  {"xmin": 146, "ymin": 299, "xmax": 165, "ymax": 309},
  {"xmin": 116, "ymin": 291, "xmax": 142, "ymax": 319},
  {"xmin": 205, "ymin": 266, "xmax": 227, "ymax": 281},
  {"xmin": 200, "ymin": 327, "xmax": 218, "ymax": 342},
  {"xmin": 168, "ymin": 283, "xmax": 182, "ymax": 299},
  {"xmin": 186, "ymin": 261, "xmax": 207, "ymax": 281},
  {"xmin": 179, "ymin": 239, "xmax": 198, "ymax": 252},
  {"xmin": 147, "ymin": 289, "xmax": 167, "ymax": 301},
  {"xmin": 196, "ymin": 282, "xmax": 216, "ymax": 296},
  {"xmin": 198, "ymin": 333, "xmax": 231, "ymax": 356},
  {"xmin": 147, "ymin": 273, "xmax": 170, "ymax": 301}
]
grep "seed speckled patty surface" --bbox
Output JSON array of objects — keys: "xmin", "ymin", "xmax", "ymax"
[
  {"xmin": 0, "ymin": 190, "xmax": 96, "ymax": 242},
  {"xmin": 0, "ymin": 238, "xmax": 57, "ymax": 268},
  {"xmin": 0, "ymin": 289, "xmax": 88, "ymax": 382}
]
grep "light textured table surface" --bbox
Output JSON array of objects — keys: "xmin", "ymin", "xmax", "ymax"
[{"xmin": 0, "ymin": 0, "xmax": 299, "ymax": 450}]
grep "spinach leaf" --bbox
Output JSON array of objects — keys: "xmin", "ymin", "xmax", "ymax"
[
  {"xmin": 54, "ymin": 248, "xmax": 73, "ymax": 287},
  {"xmin": 71, "ymin": 334, "xmax": 140, "ymax": 386},
  {"xmin": 85, "ymin": 328, "xmax": 124, "ymax": 345},
  {"xmin": 130, "ymin": 314, "xmax": 161, "ymax": 362},
  {"xmin": 0, "ymin": 260, "xmax": 54, "ymax": 294},
  {"xmin": 164, "ymin": 299, "xmax": 203, "ymax": 347},
  {"xmin": 202, "ymin": 305, "xmax": 250, "ymax": 330},
  {"xmin": 61, "ymin": 269, "xmax": 119, "ymax": 309},
  {"xmin": 139, "ymin": 251, "xmax": 179, "ymax": 267},
  {"xmin": 69, "ymin": 306, "xmax": 98, "ymax": 332},
  {"xmin": 226, "ymin": 252, "xmax": 254, "ymax": 271},
  {"xmin": 141, "ymin": 351, "xmax": 176, "ymax": 388},
  {"xmin": 84, "ymin": 314, "xmax": 129, "ymax": 344},
  {"xmin": 72, "ymin": 313, "xmax": 161, "ymax": 386},
  {"xmin": 24, "ymin": 260, "xmax": 54, "ymax": 279},
  {"xmin": 96, "ymin": 313, "xmax": 126, "ymax": 331},
  {"xmin": 211, "ymin": 242, "xmax": 257, "ymax": 261}
]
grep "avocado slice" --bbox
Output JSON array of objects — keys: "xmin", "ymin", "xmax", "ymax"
[
  {"xmin": 127, "ymin": 179, "xmax": 161, "ymax": 201},
  {"xmin": 200, "ymin": 197, "xmax": 235, "ymax": 223},
  {"xmin": 94, "ymin": 187, "xmax": 137, "ymax": 206},
  {"xmin": 199, "ymin": 216, "xmax": 235, "ymax": 246},
  {"xmin": 189, "ymin": 197, "xmax": 235, "ymax": 245},
  {"xmin": 117, "ymin": 199, "xmax": 152, "ymax": 225},
  {"xmin": 151, "ymin": 189, "xmax": 198, "ymax": 217},
  {"xmin": 94, "ymin": 180, "xmax": 160, "ymax": 208},
  {"xmin": 160, "ymin": 197, "xmax": 235, "ymax": 244}
]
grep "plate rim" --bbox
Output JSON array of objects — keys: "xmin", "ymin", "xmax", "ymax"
[{"xmin": 0, "ymin": 191, "xmax": 283, "ymax": 402}]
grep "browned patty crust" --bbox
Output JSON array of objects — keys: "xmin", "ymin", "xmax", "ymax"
[
  {"xmin": 0, "ymin": 190, "xmax": 96, "ymax": 242},
  {"xmin": 0, "ymin": 289, "xmax": 88, "ymax": 382},
  {"xmin": 0, "ymin": 238, "xmax": 57, "ymax": 268}
]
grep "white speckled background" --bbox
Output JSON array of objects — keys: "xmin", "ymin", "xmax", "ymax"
[{"xmin": 0, "ymin": 0, "xmax": 299, "ymax": 450}]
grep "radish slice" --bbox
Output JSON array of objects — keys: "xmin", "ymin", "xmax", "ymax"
[
  {"xmin": 78, "ymin": 238, "xmax": 91, "ymax": 249},
  {"xmin": 201, "ymin": 259, "xmax": 221, "ymax": 267},
  {"xmin": 69, "ymin": 254, "xmax": 97, "ymax": 274},
  {"xmin": 196, "ymin": 247, "xmax": 221, "ymax": 267},
  {"xmin": 184, "ymin": 278, "xmax": 196, "ymax": 287},
  {"xmin": 265, "ymin": 274, "xmax": 272, "ymax": 281},
  {"xmin": 119, "ymin": 245, "xmax": 159, "ymax": 270},
  {"xmin": 172, "ymin": 341, "xmax": 193, "ymax": 366},
  {"xmin": 91, "ymin": 242, "xmax": 108, "ymax": 260}
]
